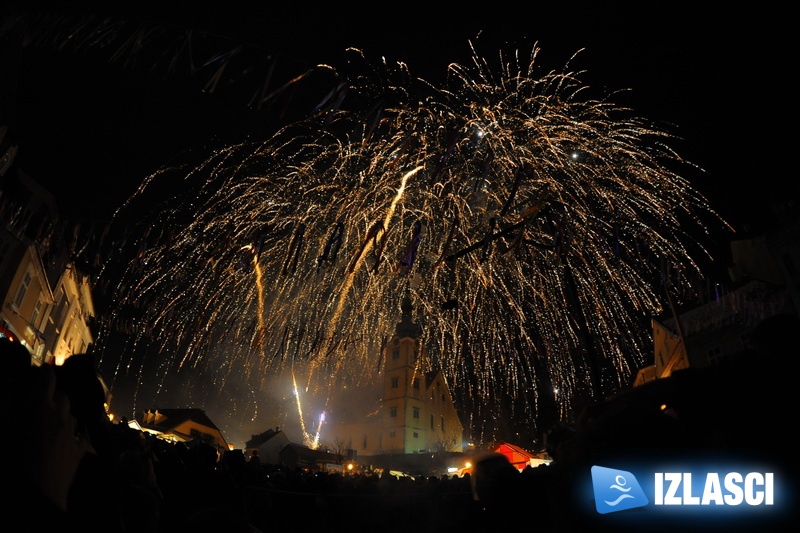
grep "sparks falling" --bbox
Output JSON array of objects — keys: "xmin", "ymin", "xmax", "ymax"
[{"xmin": 97, "ymin": 42, "xmax": 727, "ymax": 440}]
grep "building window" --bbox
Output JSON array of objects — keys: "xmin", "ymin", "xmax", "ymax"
[
  {"xmin": 54, "ymin": 287, "xmax": 69, "ymax": 326},
  {"xmin": 31, "ymin": 299, "xmax": 43, "ymax": 329},
  {"xmin": 430, "ymin": 414, "xmax": 434, "ymax": 430},
  {"xmin": 392, "ymin": 347, "xmax": 400, "ymax": 359},
  {"xmin": 413, "ymin": 432, "xmax": 419, "ymax": 439},
  {"xmin": 390, "ymin": 406, "xmax": 397, "ymax": 418},
  {"xmin": 389, "ymin": 431, "xmax": 395, "ymax": 438},
  {"xmin": 413, "ymin": 407, "xmax": 420, "ymax": 419},
  {"xmin": 391, "ymin": 376, "xmax": 399, "ymax": 388},
  {"xmin": 413, "ymin": 378, "xmax": 420, "ymax": 390},
  {"xmin": 362, "ymin": 435, "xmax": 368, "ymax": 449},
  {"xmin": 14, "ymin": 270, "xmax": 32, "ymax": 308},
  {"xmin": 441, "ymin": 416, "xmax": 445, "ymax": 432}
]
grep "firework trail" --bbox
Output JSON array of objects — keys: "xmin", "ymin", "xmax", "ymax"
[{"xmin": 98, "ymin": 42, "xmax": 727, "ymax": 439}]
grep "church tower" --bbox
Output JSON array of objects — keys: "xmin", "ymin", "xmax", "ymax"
[
  {"xmin": 381, "ymin": 295, "xmax": 429, "ymax": 454},
  {"xmin": 378, "ymin": 294, "xmax": 463, "ymax": 455},
  {"xmin": 329, "ymin": 295, "xmax": 464, "ymax": 457}
]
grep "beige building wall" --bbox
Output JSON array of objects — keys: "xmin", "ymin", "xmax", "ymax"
[
  {"xmin": 46, "ymin": 263, "xmax": 95, "ymax": 365},
  {"xmin": 0, "ymin": 240, "xmax": 53, "ymax": 363},
  {"xmin": 0, "ymin": 246, "xmax": 95, "ymax": 366},
  {"xmin": 172, "ymin": 419, "xmax": 229, "ymax": 451}
]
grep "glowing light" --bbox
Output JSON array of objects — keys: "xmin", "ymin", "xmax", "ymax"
[
  {"xmin": 291, "ymin": 370, "xmax": 311, "ymax": 446},
  {"xmin": 98, "ymin": 42, "xmax": 727, "ymax": 441},
  {"xmin": 311, "ymin": 409, "xmax": 326, "ymax": 450}
]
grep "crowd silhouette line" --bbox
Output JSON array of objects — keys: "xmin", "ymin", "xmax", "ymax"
[{"xmin": 2, "ymin": 312, "xmax": 796, "ymax": 532}]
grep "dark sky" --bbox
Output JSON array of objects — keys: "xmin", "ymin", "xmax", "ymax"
[
  {"xmin": 2, "ymin": 4, "xmax": 793, "ymax": 446},
  {"xmin": 6, "ymin": 4, "xmax": 791, "ymax": 231}
]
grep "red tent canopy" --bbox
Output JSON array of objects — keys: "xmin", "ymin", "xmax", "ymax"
[{"xmin": 493, "ymin": 442, "xmax": 536, "ymax": 470}]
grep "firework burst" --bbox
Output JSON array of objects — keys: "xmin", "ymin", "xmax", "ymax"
[{"xmin": 97, "ymin": 42, "xmax": 727, "ymax": 441}]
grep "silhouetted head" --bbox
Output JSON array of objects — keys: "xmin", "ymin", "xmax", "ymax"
[
  {"xmin": 545, "ymin": 423, "xmax": 576, "ymax": 461},
  {"xmin": 54, "ymin": 353, "xmax": 107, "ymax": 440}
]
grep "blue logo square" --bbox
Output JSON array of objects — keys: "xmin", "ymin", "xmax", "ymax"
[{"xmin": 591, "ymin": 465, "xmax": 649, "ymax": 514}]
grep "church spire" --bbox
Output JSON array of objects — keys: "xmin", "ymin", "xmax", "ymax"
[{"xmin": 395, "ymin": 294, "xmax": 422, "ymax": 339}]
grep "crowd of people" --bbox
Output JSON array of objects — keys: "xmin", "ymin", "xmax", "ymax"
[
  {"xmin": 0, "ymin": 338, "xmax": 537, "ymax": 532},
  {"xmin": 2, "ymin": 312, "xmax": 796, "ymax": 532}
]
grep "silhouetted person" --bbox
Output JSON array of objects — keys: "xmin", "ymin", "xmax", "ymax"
[
  {"xmin": 55, "ymin": 352, "xmax": 128, "ymax": 532},
  {"xmin": 469, "ymin": 452, "xmax": 523, "ymax": 530},
  {"xmin": 1, "ymin": 340, "xmax": 92, "ymax": 528}
]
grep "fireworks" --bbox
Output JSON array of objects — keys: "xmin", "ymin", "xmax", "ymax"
[{"xmin": 97, "ymin": 43, "xmax": 726, "ymax": 442}]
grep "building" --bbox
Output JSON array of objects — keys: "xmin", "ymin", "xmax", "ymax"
[
  {"xmin": 138, "ymin": 408, "xmax": 230, "ymax": 452},
  {"xmin": 492, "ymin": 442, "xmax": 551, "ymax": 471},
  {"xmin": 328, "ymin": 296, "xmax": 465, "ymax": 458},
  {"xmin": 244, "ymin": 427, "xmax": 291, "ymax": 466},
  {"xmin": 635, "ymin": 196, "xmax": 798, "ymax": 385},
  {"xmin": 0, "ymin": 235, "xmax": 52, "ymax": 361},
  {"xmin": 0, "ymin": 138, "xmax": 95, "ymax": 365},
  {"xmin": 42, "ymin": 261, "xmax": 95, "ymax": 365},
  {"xmin": 279, "ymin": 443, "xmax": 344, "ymax": 472}
]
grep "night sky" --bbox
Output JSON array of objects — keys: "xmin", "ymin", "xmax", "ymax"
[
  {"xmin": 8, "ymin": 5, "xmax": 790, "ymax": 226},
  {"xmin": 2, "ymin": 4, "xmax": 792, "ymax": 447}
]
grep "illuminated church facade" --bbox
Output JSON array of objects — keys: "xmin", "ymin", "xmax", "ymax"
[{"xmin": 329, "ymin": 297, "xmax": 464, "ymax": 457}]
